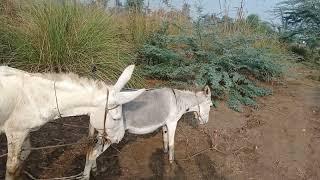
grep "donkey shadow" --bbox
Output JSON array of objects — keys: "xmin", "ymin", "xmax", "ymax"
[
  {"xmin": 147, "ymin": 148, "xmax": 186, "ymax": 180},
  {"xmin": 195, "ymin": 154, "xmax": 226, "ymax": 180}
]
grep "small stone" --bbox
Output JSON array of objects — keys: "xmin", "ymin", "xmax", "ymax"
[{"xmin": 302, "ymin": 129, "xmax": 306, "ymax": 132}]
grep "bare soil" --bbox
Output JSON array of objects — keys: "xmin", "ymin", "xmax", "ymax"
[{"xmin": 0, "ymin": 66, "xmax": 319, "ymax": 180}]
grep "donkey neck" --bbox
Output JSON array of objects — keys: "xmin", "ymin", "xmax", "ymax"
[
  {"xmin": 174, "ymin": 90, "xmax": 202, "ymax": 112},
  {"xmin": 27, "ymin": 75, "xmax": 108, "ymax": 119},
  {"xmin": 54, "ymin": 81, "xmax": 108, "ymax": 116}
]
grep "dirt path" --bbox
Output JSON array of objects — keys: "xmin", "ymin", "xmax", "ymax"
[{"xmin": 0, "ymin": 66, "xmax": 319, "ymax": 180}]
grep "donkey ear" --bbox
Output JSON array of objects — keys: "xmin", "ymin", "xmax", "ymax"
[
  {"xmin": 204, "ymin": 85, "xmax": 211, "ymax": 97},
  {"xmin": 114, "ymin": 65, "xmax": 135, "ymax": 92},
  {"xmin": 115, "ymin": 89, "xmax": 145, "ymax": 105}
]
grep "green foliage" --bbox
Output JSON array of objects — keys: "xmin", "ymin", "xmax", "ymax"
[
  {"xmin": 139, "ymin": 20, "xmax": 287, "ymax": 111},
  {"xmin": 125, "ymin": 0, "xmax": 144, "ymax": 12},
  {"xmin": 0, "ymin": 0, "xmax": 142, "ymax": 86},
  {"xmin": 289, "ymin": 45, "xmax": 310, "ymax": 60},
  {"xmin": 246, "ymin": 14, "xmax": 274, "ymax": 34},
  {"xmin": 246, "ymin": 14, "xmax": 260, "ymax": 26},
  {"xmin": 275, "ymin": 0, "xmax": 320, "ymax": 48},
  {"xmin": 275, "ymin": 0, "xmax": 320, "ymax": 66}
]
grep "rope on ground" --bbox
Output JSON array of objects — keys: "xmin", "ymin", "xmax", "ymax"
[
  {"xmin": 24, "ymin": 171, "xmax": 83, "ymax": 180},
  {"xmin": 179, "ymin": 146, "xmax": 227, "ymax": 161},
  {"xmin": 0, "ymin": 137, "xmax": 95, "ymax": 158},
  {"xmin": 0, "ymin": 153, "xmax": 7, "ymax": 158},
  {"xmin": 49, "ymin": 121, "xmax": 88, "ymax": 129}
]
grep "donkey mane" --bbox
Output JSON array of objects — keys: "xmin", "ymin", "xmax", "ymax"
[
  {"xmin": 0, "ymin": 65, "xmax": 108, "ymax": 90},
  {"xmin": 36, "ymin": 73, "xmax": 108, "ymax": 90}
]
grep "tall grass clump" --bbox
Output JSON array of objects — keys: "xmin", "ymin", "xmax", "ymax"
[
  {"xmin": 114, "ymin": 2, "xmax": 193, "ymax": 51},
  {"xmin": 0, "ymin": 0, "xmax": 142, "ymax": 85}
]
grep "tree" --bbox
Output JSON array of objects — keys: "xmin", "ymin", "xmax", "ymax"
[
  {"xmin": 115, "ymin": 0, "xmax": 122, "ymax": 7},
  {"xmin": 126, "ymin": 0, "xmax": 144, "ymax": 12},
  {"xmin": 275, "ymin": 0, "xmax": 320, "ymax": 48},
  {"xmin": 246, "ymin": 14, "xmax": 274, "ymax": 34},
  {"xmin": 181, "ymin": 1, "xmax": 191, "ymax": 18},
  {"xmin": 246, "ymin": 14, "xmax": 260, "ymax": 27},
  {"xmin": 95, "ymin": 0, "xmax": 109, "ymax": 8}
]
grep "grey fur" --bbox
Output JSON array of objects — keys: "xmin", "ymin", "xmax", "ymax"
[{"xmin": 123, "ymin": 88, "xmax": 175, "ymax": 134}]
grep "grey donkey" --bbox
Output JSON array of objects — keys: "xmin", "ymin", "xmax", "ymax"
[{"xmin": 83, "ymin": 86, "xmax": 213, "ymax": 179}]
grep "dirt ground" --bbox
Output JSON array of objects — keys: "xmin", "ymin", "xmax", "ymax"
[{"xmin": 0, "ymin": 65, "xmax": 319, "ymax": 180}]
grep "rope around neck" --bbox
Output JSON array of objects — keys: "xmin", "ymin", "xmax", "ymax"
[
  {"xmin": 101, "ymin": 88, "xmax": 109, "ymax": 151},
  {"xmin": 171, "ymin": 88, "xmax": 178, "ymax": 105},
  {"xmin": 194, "ymin": 92, "xmax": 204, "ymax": 122},
  {"xmin": 101, "ymin": 89, "xmax": 119, "ymax": 152},
  {"xmin": 54, "ymin": 80, "xmax": 117, "ymax": 152},
  {"xmin": 54, "ymin": 81, "xmax": 63, "ymax": 118}
]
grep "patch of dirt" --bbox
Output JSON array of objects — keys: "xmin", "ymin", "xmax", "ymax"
[{"xmin": 0, "ymin": 66, "xmax": 319, "ymax": 180}]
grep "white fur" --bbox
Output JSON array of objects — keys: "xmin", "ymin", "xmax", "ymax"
[{"xmin": 0, "ymin": 65, "xmax": 144, "ymax": 180}]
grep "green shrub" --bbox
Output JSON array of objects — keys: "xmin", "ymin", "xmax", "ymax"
[
  {"xmin": 139, "ymin": 20, "xmax": 288, "ymax": 111},
  {"xmin": 0, "ymin": 0, "xmax": 143, "ymax": 86},
  {"xmin": 289, "ymin": 45, "xmax": 310, "ymax": 60}
]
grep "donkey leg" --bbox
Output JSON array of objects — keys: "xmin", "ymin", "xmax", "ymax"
[
  {"xmin": 88, "ymin": 123, "xmax": 96, "ymax": 138},
  {"xmin": 83, "ymin": 124, "xmax": 98, "ymax": 179},
  {"xmin": 83, "ymin": 143, "xmax": 100, "ymax": 180},
  {"xmin": 83, "ymin": 138, "xmax": 110, "ymax": 180},
  {"xmin": 87, "ymin": 124, "xmax": 97, "ymax": 171},
  {"xmin": 162, "ymin": 125, "xmax": 169, "ymax": 153},
  {"xmin": 167, "ymin": 122, "xmax": 178, "ymax": 163},
  {"xmin": 5, "ymin": 131, "xmax": 28, "ymax": 180},
  {"xmin": 92, "ymin": 143, "xmax": 110, "ymax": 172},
  {"xmin": 20, "ymin": 135, "xmax": 31, "ymax": 161}
]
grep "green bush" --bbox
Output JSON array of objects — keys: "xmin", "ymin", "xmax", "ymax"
[
  {"xmin": 0, "ymin": 0, "xmax": 142, "ymax": 86},
  {"xmin": 139, "ymin": 20, "xmax": 288, "ymax": 111},
  {"xmin": 289, "ymin": 45, "xmax": 310, "ymax": 60}
]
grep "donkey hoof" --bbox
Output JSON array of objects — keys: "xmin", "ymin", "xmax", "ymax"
[
  {"xmin": 92, "ymin": 166, "xmax": 97, "ymax": 173},
  {"xmin": 81, "ymin": 175, "xmax": 90, "ymax": 180},
  {"xmin": 169, "ymin": 159, "xmax": 174, "ymax": 164},
  {"xmin": 91, "ymin": 168, "xmax": 98, "ymax": 177}
]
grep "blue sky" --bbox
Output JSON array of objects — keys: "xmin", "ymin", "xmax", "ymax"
[{"xmin": 147, "ymin": 0, "xmax": 283, "ymax": 23}]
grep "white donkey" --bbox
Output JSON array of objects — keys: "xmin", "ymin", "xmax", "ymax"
[
  {"xmin": 0, "ymin": 65, "xmax": 145, "ymax": 180},
  {"xmin": 85, "ymin": 86, "xmax": 212, "ymax": 178}
]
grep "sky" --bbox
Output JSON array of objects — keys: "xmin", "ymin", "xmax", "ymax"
[{"xmin": 147, "ymin": 0, "xmax": 283, "ymax": 24}]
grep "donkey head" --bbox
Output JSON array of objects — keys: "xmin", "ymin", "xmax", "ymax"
[{"xmin": 193, "ymin": 85, "xmax": 212, "ymax": 125}]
